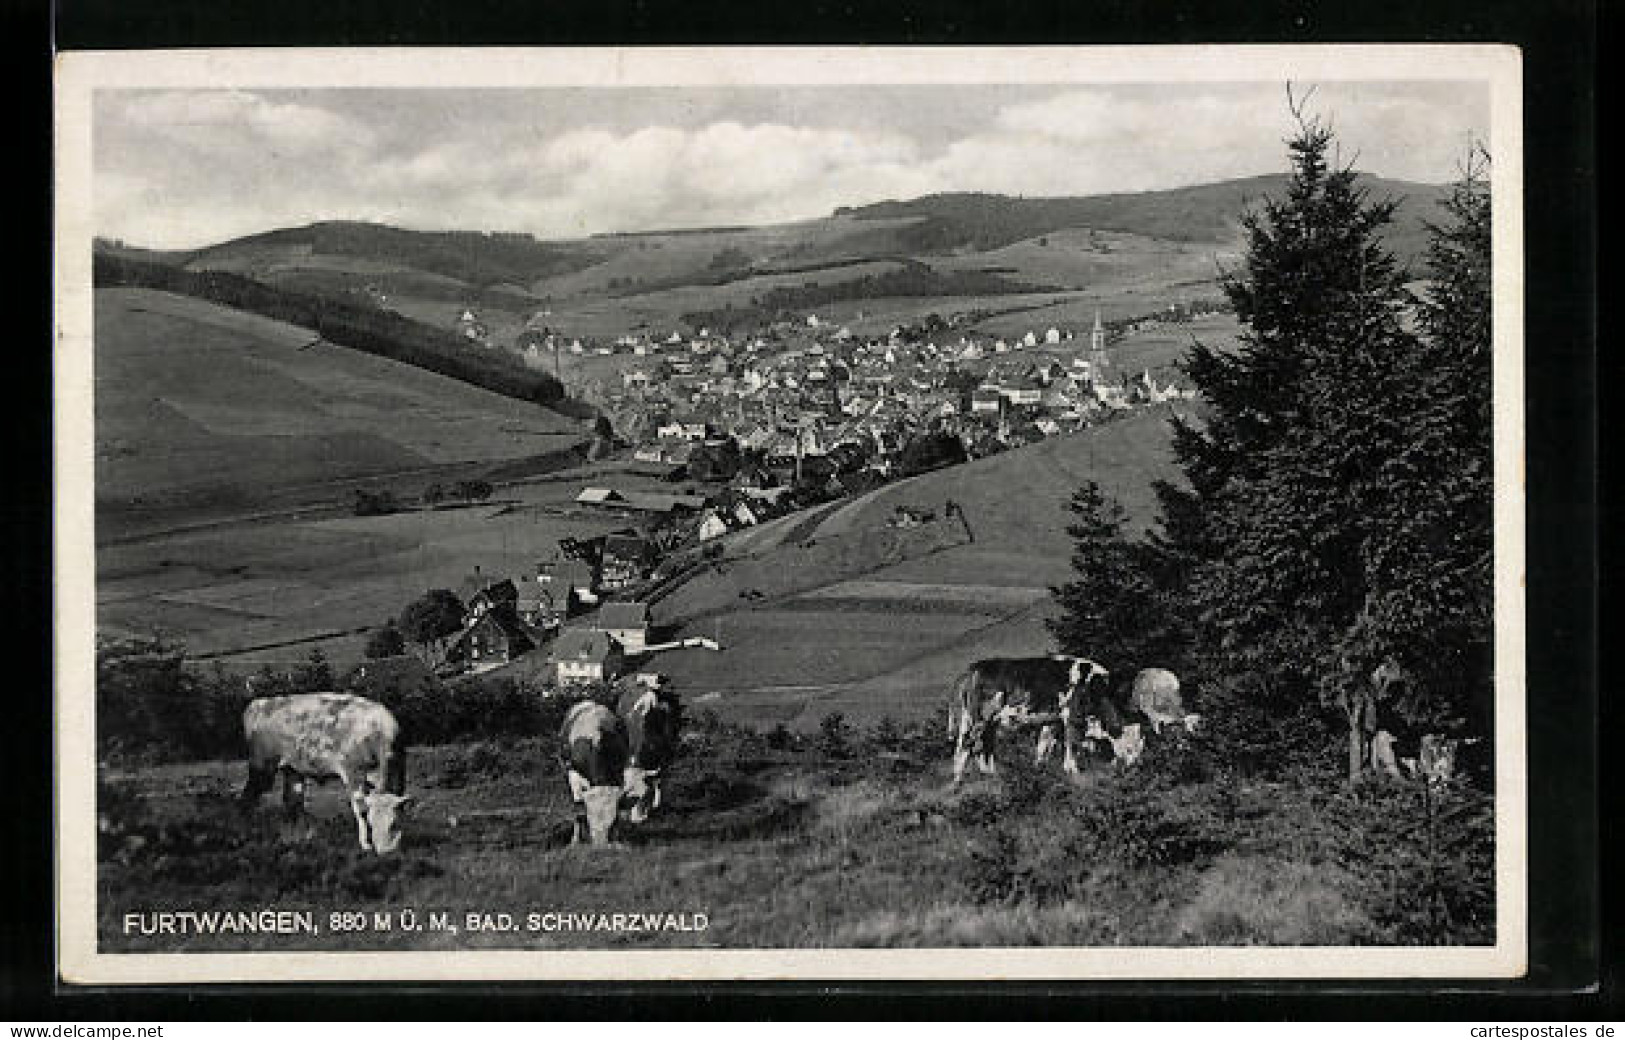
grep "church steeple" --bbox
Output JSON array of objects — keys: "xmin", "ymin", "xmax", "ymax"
[{"xmin": 1088, "ymin": 309, "xmax": 1109, "ymax": 387}]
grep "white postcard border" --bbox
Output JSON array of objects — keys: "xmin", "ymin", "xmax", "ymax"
[{"xmin": 53, "ymin": 43, "xmax": 1527, "ymax": 985}]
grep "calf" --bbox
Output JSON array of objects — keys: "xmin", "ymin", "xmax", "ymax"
[
  {"xmin": 560, "ymin": 700, "xmax": 649, "ymax": 846},
  {"xmin": 241, "ymin": 693, "xmax": 412, "ymax": 853}
]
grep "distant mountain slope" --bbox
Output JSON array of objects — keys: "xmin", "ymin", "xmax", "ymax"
[
  {"xmin": 184, "ymin": 221, "xmax": 602, "ymax": 289},
  {"xmin": 95, "ymin": 288, "xmax": 588, "ymax": 518},
  {"xmin": 838, "ymin": 174, "xmax": 1449, "ymax": 262},
  {"xmin": 134, "ymin": 172, "xmax": 1451, "ymax": 343}
]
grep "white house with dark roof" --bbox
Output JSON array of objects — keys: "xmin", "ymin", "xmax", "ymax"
[
  {"xmin": 592, "ymin": 601, "xmax": 650, "ymax": 654},
  {"xmin": 549, "ymin": 628, "xmax": 624, "ymax": 685}
]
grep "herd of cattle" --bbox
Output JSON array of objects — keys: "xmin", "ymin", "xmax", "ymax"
[{"xmin": 235, "ymin": 655, "xmax": 1467, "ymax": 855}]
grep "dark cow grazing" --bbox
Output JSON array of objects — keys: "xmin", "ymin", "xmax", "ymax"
[
  {"xmin": 616, "ymin": 679, "xmax": 683, "ymax": 823},
  {"xmin": 1129, "ymin": 667, "xmax": 1201, "ymax": 734},
  {"xmin": 948, "ymin": 655, "xmax": 1109, "ymax": 783},
  {"xmin": 241, "ymin": 693, "xmax": 411, "ymax": 853},
  {"xmin": 560, "ymin": 700, "xmax": 648, "ymax": 846}
]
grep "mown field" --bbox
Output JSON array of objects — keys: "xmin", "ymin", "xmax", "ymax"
[
  {"xmin": 94, "ymin": 288, "xmax": 586, "ymax": 521},
  {"xmin": 97, "ymin": 710, "xmax": 1496, "ymax": 952},
  {"xmin": 96, "ymin": 470, "xmax": 690, "ymax": 669}
]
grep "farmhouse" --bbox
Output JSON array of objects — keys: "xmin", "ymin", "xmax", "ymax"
[
  {"xmin": 592, "ymin": 601, "xmax": 651, "ymax": 654},
  {"xmin": 599, "ymin": 533, "xmax": 656, "ymax": 591},
  {"xmin": 550, "ymin": 628, "xmax": 625, "ymax": 685},
  {"xmin": 446, "ymin": 603, "xmax": 542, "ymax": 671},
  {"xmin": 462, "ymin": 578, "xmax": 519, "ymax": 624},
  {"xmin": 537, "ymin": 558, "xmax": 597, "ymax": 611},
  {"xmin": 970, "ymin": 389, "xmax": 1004, "ymax": 415}
]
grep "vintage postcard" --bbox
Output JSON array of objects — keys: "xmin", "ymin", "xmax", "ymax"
[{"xmin": 55, "ymin": 45, "xmax": 1525, "ymax": 984}]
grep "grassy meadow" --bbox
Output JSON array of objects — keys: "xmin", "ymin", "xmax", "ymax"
[
  {"xmin": 94, "ymin": 288, "xmax": 587, "ymax": 521},
  {"xmin": 97, "ymin": 711, "xmax": 1495, "ymax": 952}
]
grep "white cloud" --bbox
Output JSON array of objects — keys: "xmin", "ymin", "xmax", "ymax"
[
  {"xmin": 93, "ymin": 85, "xmax": 1487, "ymax": 248},
  {"xmin": 115, "ymin": 90, "xmax": 374, "ymax": 156}
]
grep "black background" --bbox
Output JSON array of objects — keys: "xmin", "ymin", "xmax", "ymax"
[{"xmin": 9, "ymin": 0, "xmax": 1605, "ymax": 1019}]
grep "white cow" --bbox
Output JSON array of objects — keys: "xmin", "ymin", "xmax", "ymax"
[
  {"xmin": 241, "ymin": 693, "xmax": 413, "ymax": 853},
  {"xmin": 1129, "ymin": 667, "xmax": 1201, "ymax": 734}
]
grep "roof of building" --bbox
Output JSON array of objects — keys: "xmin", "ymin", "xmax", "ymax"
[
  {"xmin": 577, "ymin": 487, "xmax": 622, "ymax": 504},
  {"xmin": 596, "ymin": 601, "xmax": 650, "ymax": 629},
  {"xmin": 619, "ymin": 491, "xmax": 708, "ymax": 513},
  {"xmin": 541, "ymin": 559, "xmax": 595, "ymax": 585},
  {"xmin": 602, "ymin": 533, "xmax": 652, "ymax": 557},
  {"xmin": 470, "ymin": 603, "xmax": 540, "ymax": 641},
  {"xmin": 552, "ymin": 628, "xmax": 618, "ymax": 661}
]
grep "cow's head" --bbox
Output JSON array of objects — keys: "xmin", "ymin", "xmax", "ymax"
[
  {"xmin": 581, "ymin": 786, "xmax": 621, "ymax": 846},
  {"xmin": 622, "ymin": 765, "xmax": 657, "ymax": 823},
  {"xmin": 364, "ymin": 792, "xmax": 414, "ymax": 854}
]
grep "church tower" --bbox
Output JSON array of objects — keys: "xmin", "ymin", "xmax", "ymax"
[{"xmin": 1088, "ymin": 309, "xmax": 1109, "ymax": 387}]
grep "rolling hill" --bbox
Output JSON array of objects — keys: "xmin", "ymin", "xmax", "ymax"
[
  {"xmin": 837, "ymin": 174, "xmax": 1449, "ymax": 260},
  {"xmin": 152, "ymin": 173, "xmax": 1447, "ymax": 343},
  {"xmin": 94, "ymin": 288, "xmax": 589, "ymax": 523},
  {"xmin": 644, "ymin": 404, "xmax": 1196, "ymax": 727}
]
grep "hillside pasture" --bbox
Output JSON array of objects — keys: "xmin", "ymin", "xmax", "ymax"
[
  {"xmin": 95, "ymin": 289, "xmax": 586, "ymax": 518},
  {"xmin": 640, "ymin": 407, "xmax": 1186, "ymax": 728},
  {"xmin": 96, "ymin": 485, "xmax": 635, "ymax": 669},
  {"xmin": 96, "ymin": 713, "xmax": 1494, "ymax": 952},
  {"xmin": 931, "ymin": 227, "xmax": 1236, "ymax": 293}
]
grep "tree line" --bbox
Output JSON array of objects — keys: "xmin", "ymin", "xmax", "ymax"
[
  {"xmin": 94, "ymin": 252, "xmax": 569, "ymax": 408},
  {"xmin": 1050, "ymin": 114, "xmax": 1494, "ymax": 782}
]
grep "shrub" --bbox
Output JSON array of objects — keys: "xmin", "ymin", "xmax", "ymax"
[
  {"xmin": 764, "ymin": 723, "xmax": 797, "ymax": 751},
  {"xmin": 1293, "ymin": 776, "xmax": 1496, "ymax": 945},
  {"xmin": 868, "ymin": 716, "xmax": 904, "ymax": 752},
  {"xmin": 816, "ymin": 713, "xmax": 855, "ymax": 759}
]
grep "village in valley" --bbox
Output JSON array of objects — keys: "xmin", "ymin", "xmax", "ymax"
[{"xmin": 362, "ymin": 298, "xmax": 1215, "ymax": 698}]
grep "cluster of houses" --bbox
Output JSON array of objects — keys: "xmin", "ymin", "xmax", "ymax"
[
  {"xmin": 432, "ymin": 548, "xmax": 661, "ymax": 687},
  {"xmin": 385, "ymin": 300, "xmax": 1216, "ymax": 689},
  {"xmin": 580, "ymin": 310, "xmax": 1197, "ymax": 488}
]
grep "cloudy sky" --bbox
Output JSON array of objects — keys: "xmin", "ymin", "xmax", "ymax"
[{"xmin": 94, "ymin": 81, "xmax": 1487, "ymax": 249}]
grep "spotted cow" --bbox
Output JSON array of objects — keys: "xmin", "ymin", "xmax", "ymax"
[
  {"xmin": 560, "ymin": 700, "xmax": 648, "ymax": 846},
  {"xmin": 616, "ymin": 679, "xmax": 683, "ymax": 823},
  {"xmin": 948, "ymin": 655, "xmax": 1109, "ymax": 783},
  {"xmin": 241, "ymin": 693, "xmax": 412, "ymax": 853}
]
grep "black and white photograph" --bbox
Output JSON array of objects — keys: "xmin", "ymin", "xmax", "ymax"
[{"xmin": 53, "ymin": 45, "xmax": 1526, "ymax": 983}]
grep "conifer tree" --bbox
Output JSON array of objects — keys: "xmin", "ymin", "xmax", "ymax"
[
  {"xmin": 1049, "ymin": 482, "xmax": 1157, "ymax": 667},
  {"xmin": 1344, "ymin": 151, "xmax": 1494, "ymax": 739},
  {"xmin": 1155, "ymin": 99, "xmax": 1425, "ymax": 770}
]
